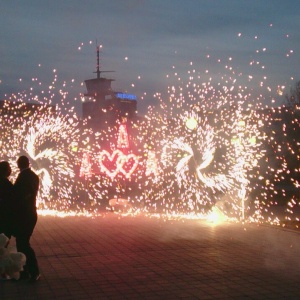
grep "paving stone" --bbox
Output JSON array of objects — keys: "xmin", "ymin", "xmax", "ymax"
[{"xmin": 1, "ymin": 213, "xmax": 300, "ymax": 299}]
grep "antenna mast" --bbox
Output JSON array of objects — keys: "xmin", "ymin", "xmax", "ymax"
[
  {"xmin": 96, "ymin": 44, "xmax": 101, "ymax": 79},
  {"xmin": 93, "ymin": 42, "xmax": 114, "ymax": 79}
]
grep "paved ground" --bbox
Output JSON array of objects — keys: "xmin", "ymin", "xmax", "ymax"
[{"xmin": 1, "ymin": 212, "xmax": 300, "ymax": 300}]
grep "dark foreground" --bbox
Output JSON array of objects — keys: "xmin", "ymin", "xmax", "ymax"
[{"xmin": 1, "ymin": 213, "xmax": 300, "ymax": 300}]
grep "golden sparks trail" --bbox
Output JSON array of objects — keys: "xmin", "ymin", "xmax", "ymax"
[{"xmin": 0, "ymin": 32, "xmax": 299, "ymax": 227}]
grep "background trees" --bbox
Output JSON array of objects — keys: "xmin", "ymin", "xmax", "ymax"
[{"xmin": 285, "ymin": 80, "xmax": 300, "ymax": 107}]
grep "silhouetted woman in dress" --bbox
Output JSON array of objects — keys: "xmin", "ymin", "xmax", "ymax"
[{"xmin": 0, "ymin": 161, "xmax": 14, "ymax": 239}]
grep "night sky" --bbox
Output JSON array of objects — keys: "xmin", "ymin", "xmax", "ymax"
[{"xmin": 1, "ymin": 0, "xmax": 300, "ymax": 115}]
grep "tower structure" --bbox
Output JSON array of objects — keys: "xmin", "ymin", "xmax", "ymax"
[{"xmin": 82, "ymin": 46, "xmax": 137, "ymax": 127}]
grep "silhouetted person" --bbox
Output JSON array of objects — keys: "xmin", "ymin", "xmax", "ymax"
[
  {"xmin": 0, "ymin": 161, "xmax": 14, "ymax": 239},
  {"xmin": 14, "ymin": 156, "xmax": 40, "ymax": 282}
]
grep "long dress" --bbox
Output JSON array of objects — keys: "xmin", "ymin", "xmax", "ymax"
[{"xmin": 0, "ymin": 177, "xmax": 14, "ymax": 238}]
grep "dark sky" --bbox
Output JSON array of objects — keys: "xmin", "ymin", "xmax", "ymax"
[{"xmin": 1, "ymin": 0, "xmax": 300, "ymax": 115}]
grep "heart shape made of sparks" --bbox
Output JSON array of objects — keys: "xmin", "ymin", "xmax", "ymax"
[{"xmin": 98, "ymin": 149, "xmax": 139, "ymax": 179}]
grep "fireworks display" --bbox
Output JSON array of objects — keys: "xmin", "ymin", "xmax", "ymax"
[{"xmin": 0, "ymin": 30, "xmax": 299, "ymax": 227}]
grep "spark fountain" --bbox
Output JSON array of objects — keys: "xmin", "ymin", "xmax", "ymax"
[
  {"xmin": 136, "ymin": 70, "xmax": 265, "ymax": 221},
  {"xmin": 0, "ymin": 37, "xmax": 299, "ymax": 227}
]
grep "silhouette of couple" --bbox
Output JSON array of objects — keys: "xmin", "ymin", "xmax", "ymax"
[{"xmin": 0, "ymin": 156, "xmax": 40, "ymax": 282}]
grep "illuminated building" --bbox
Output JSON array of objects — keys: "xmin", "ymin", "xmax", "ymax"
[{"xmin": 82, "ymin": 46, "xmax": 137, "ymax": 128}]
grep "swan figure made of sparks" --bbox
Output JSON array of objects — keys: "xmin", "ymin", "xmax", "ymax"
[{"xmin": 160, "ymin": 113, "xmax": 239, "ymax": 212}]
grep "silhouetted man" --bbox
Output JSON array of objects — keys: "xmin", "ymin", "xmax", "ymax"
[{"xmin": 14, "ymin": 156, "xmax": 40, "ymax": 282}]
